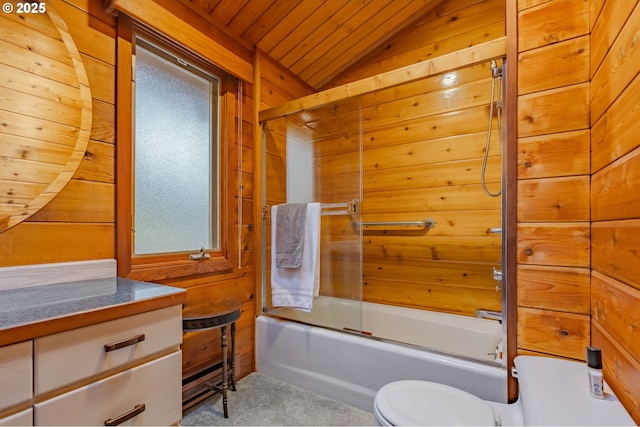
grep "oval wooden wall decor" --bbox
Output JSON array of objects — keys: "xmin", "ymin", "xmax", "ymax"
[{"xmin": 0, "ymin": 1, "xmax": 92, "ymax": 232}]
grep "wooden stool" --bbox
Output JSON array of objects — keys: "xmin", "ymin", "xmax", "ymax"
[{"xmin": 183, "ymin": 299, "xmax": 242, "ymax": 418}]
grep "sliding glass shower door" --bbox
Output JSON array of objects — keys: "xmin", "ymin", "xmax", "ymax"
[{"xmin": 262, "ymin": 98, "xmax": 363, "ymax": 334}]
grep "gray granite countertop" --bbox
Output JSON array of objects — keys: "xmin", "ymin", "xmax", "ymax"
[{"xmin": 0, "ymin": 277, "xmax": 185, "ymax": 332}]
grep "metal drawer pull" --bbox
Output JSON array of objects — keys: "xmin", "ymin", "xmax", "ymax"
[
  {"xmin": 104, "ymin": 403, "xmax": 146, "ymax": 426},
  {"xmin": 104, "ymin": 334, "xmax": 145, "ymax": 352}
]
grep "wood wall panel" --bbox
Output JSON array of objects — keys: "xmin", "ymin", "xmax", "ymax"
[
  {"xmin": 28, "ymin": 180, "xmax": 114, "ymax": 223},
  {"xmin": 589, "ymin": 0, "xmax": 640, "ymax": 420},
  {"xmin": 80, "ymin": 54, "xmax": 114, "ymax": 104},
  {"xmin": 590, "ymin": 1, "xmax": 640, "ymax": 124},
  {"xmin": 591, "ymin": 271, "xmax": 640, "ymax": 358},
  {"xmin": 516, "ymin": 265, "xmax": 590, "ymax": 313},
  {"xmin": 517, "ymin": 176, "xmax": 590, "ymax": 222},
  {"xmin": 0, "ymin": 0, "xmax": 116, "ymax": 266},
  {"xmin": 516, "ymin": 223, "xmax": 590, "ymax": 267},
  {"xmin": 89, "ymin": 100, "xmax": 115, "ymax": 143},
  {"xmin": 363, "ymin": 185, "xmax": 501, "ymax": 214},
  {"xmin": 592, "ymin": 150, "xmax": 640, "ymax": 221},
  {"xmin": 517, "ymin": 0, "xmax": 589, "ymax": 52},
  {"xmin": 589, "ymin": 0, "xmax": 639, "ymax": 76},
  {"xmin": 591, "ymin": 220, "xmax": 640, "ymax": 292},
  {"xmin": 353, "ymin": 4, "xmax": 504, "ymax": 315},
  {"xmin": 50, "ymin": 0, "xmax": 116, "ymax": 64},
  {"xmin": 515, "ymin": 0, "xmax": 592, "ymax": 364},
  {"xmin": 517, "ymin": 306, "xmax": 589, "ymax": 359},
  {"xmin": 365, "ymin": 157, "xmax": 501, "ymax": 192},
  {"xmin": 0, "ymin": 222, "xmax": 114, "ymax": 266},
  {"xmin": 364, "ymin": 130, "xmax": 499, "ymax": 171},
  {"xmin": 365, "ymin": 278, "xmax": 501, "ymax": 317},
  {"xmin": 517, "ymin": 83, "xmax": 589, "ymax": 138},
  {"xmin": 364, "ymin": 107, "xmax": 493, "ymax": 151},
  {"xmin": 73, "ymin": 140, "xmax": 114, "ymax": 183},
  {"xmin": 364, "ymin": 235, "xmax": 501, "ymax": 264},
  {"xmin": 517, "ymin": 35, "xmax": 589, "ymax": 95},
  {"xmin": 517, "ymin": 130, "xmax": 590, "ymax": 179},
  {"xmin": 591, "ymin": 72, "xmax": 640, "ymax": 174},
  {"xmin": 591, "ymin": 270, "xmax": 640, "ymax": 421}
]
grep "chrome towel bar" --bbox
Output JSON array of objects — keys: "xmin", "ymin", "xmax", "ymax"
[{"xmin": 262, "ymin": 200, "xmax": 358, "ymax": 219}]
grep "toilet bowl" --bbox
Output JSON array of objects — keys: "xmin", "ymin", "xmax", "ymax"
[{"xmin": 374, "ymin": 355, "xmax": 636, "ymax": 426}]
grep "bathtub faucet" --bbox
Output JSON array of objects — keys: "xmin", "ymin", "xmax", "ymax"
[{"xmin": 476, "ymin": 309, "xmax": 502, "ymax": 322}]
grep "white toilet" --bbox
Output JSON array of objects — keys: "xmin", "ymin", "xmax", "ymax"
[{"xmin": 374, "ymin": 355, "xmax": 636, "ymax": 426}]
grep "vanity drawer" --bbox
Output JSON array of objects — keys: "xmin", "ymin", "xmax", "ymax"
[
  {"xmin": 0, "ymin": 341, "xmax": 32, "ymax": 411},
  {"xmin": 0, "ymin": 408, "xmax": 32, "ymax": 426},
  {"xmin": 34, "ymin": 350, "xmax": 181, "ymax": 426},
  {"xmin": 34, "ymin": 305, "xmax": 182, "ymax": 395}
]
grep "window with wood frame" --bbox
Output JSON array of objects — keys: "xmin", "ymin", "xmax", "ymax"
[{"xmin": 116, "ymin": 21, "xmax": 235, "ymax": 280}]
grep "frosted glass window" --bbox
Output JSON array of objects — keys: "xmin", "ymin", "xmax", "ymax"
[{"xmin": 133, "ymin": 39, "xmax": 219, "ymax": 256}]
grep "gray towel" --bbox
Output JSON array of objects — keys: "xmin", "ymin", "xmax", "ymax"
[{"xmin": 275, "ymin": 203, "xmax": 308, "ymax": 268}]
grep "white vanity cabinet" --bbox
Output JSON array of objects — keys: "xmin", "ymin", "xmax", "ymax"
[
  {"xmin": 32, "ymin": 305, "xmax": 183, "ymax": 426},
  {"xmin": 0, "ymin": 262, "xmax": 186, "ymax": 427},
  {"xmin": 0, "ymin": 341, "xmax": 33, "ymax": 426},
  {"xmin": 0, "ymin": 408, "xmax": 33, "ymax": 426}
]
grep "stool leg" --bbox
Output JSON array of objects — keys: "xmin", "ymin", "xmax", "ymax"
[
  {"xmin": 230, "ymin": 321, "xmax": 237, "ymax": 391},
  {"xmin": 220, "ymin": 324, "xmax": 229, "ymax": 418}
]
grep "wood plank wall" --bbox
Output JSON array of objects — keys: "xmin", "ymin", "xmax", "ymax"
[
  {"xmin": 0, "ymin": 0, "xmax": 116, "ymax": 265},
  {"xmin": 590, "ymin": 0, "xmax": 640, "ymax": 421},
  {"xmin": 514, "ymin": 0, "xmax": 591, "ymax": 361},
  {"xmin": 515, "ymin": 0, "xmax": 640, "ymax": 420},
  {"xmin": 357, "ymin": 63, "xmax": 503, "ymax": 316},
  {"xmin": 321, "ymin": 0, "xmax": 506, "ymax": 316}
]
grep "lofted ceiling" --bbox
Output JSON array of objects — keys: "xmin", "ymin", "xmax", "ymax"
[{"xmin": 178, "ymin": 0, "xmax": 442, "ymax": 90}]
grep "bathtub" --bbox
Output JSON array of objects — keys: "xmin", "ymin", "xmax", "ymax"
[
  {"xmin": 257, "ymin": 298, "xmax": 507, "ymax": 412},
  {"xmin": 265, "ymin": 296, "xmax": 503, "ymax": 362}
]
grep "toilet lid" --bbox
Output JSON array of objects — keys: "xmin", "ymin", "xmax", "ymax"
[{"xmin": 375, "ymin": 380, "xmax": 498, "ymax": 426}]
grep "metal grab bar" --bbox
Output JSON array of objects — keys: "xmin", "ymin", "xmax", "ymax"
[{"xmin": 359, "ymin": 218, "xmax": 435, "ymax": 229}]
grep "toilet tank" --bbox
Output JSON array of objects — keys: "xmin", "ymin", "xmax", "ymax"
[{"xmin": 514, "ymin": 356, "xmax": 635, "ymax": 426}]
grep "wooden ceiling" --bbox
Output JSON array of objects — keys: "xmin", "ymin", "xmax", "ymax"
[{"xmin": 178, "ymin": 0, "xmax": 442, "ymax": 90}]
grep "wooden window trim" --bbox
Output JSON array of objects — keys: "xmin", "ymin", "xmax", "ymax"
[{"xmin": 116, "ymin": 16, "xmax": 237, "ymax": 281}]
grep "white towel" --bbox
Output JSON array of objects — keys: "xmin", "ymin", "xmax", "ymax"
[{"xmin": 271, "ymin": 202, "xmax": 320, "ymax": 312}]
